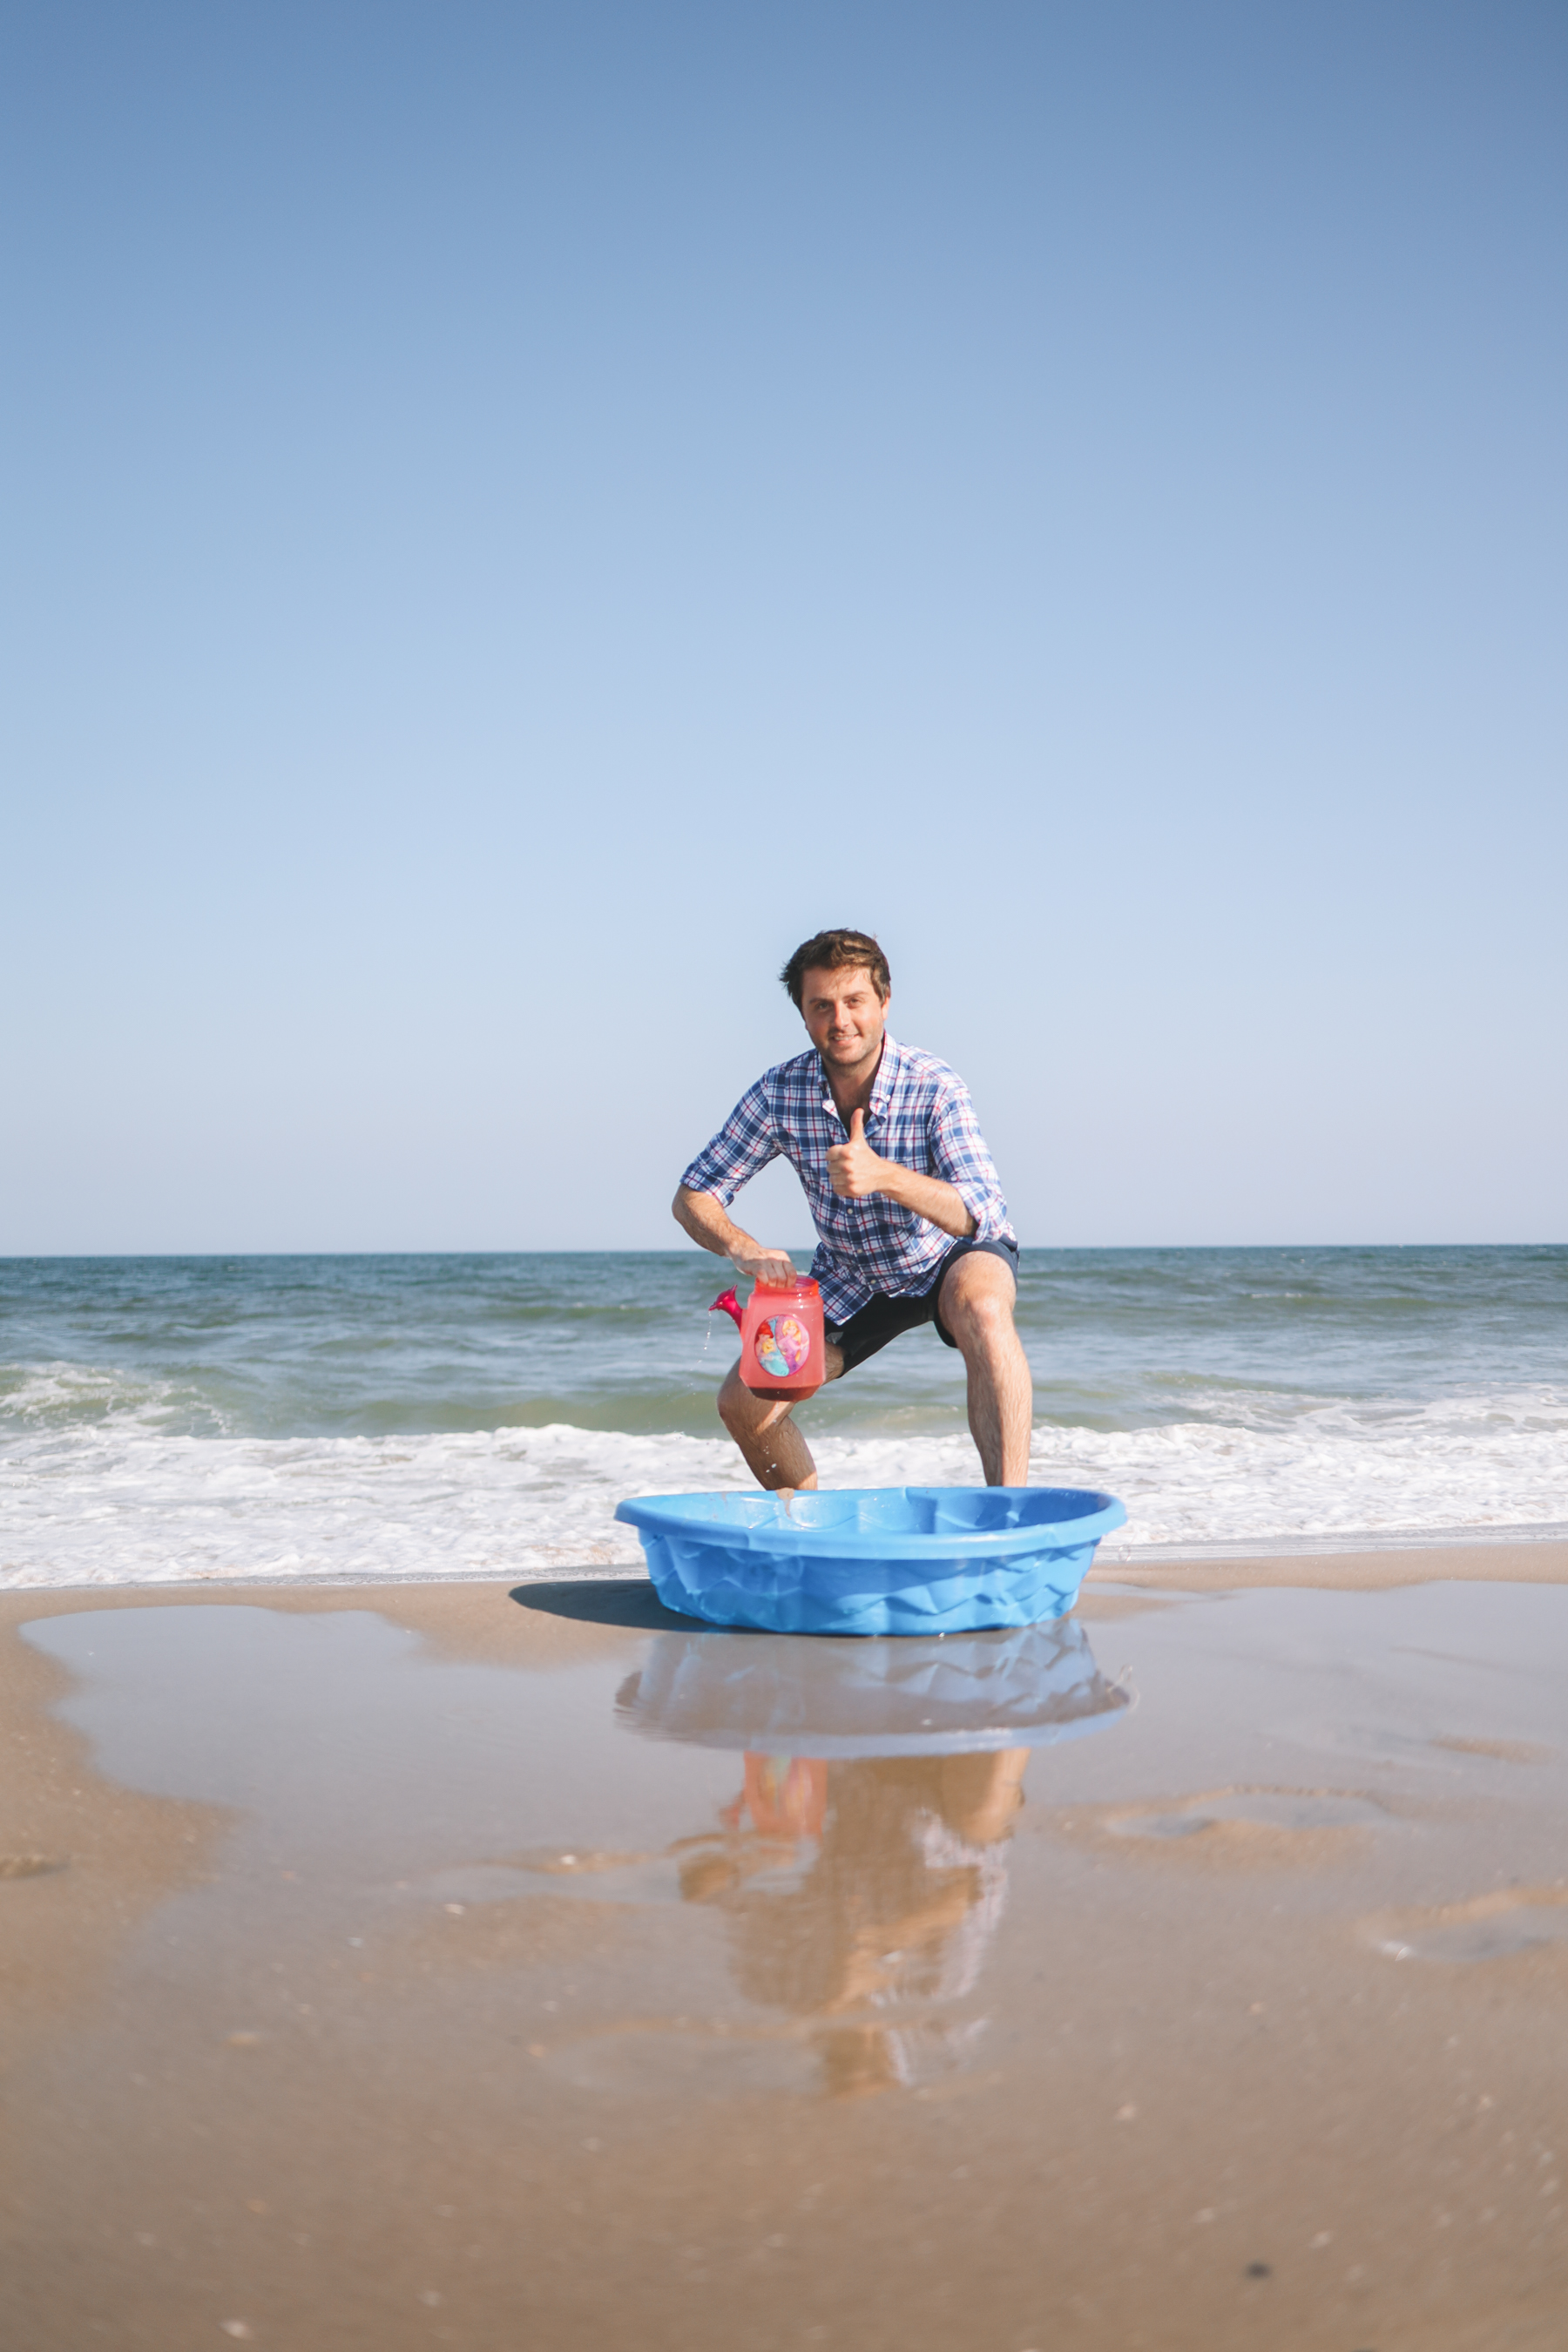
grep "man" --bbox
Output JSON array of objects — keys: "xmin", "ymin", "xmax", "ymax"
[{"xmin": 673, "ymin": 928, "xmax": 1032, "ymax": 1490}]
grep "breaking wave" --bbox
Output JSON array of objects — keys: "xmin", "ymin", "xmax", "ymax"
[{"xmin": 3, "ymin": 1384, "xmax": 1565, "ymax": 1588}]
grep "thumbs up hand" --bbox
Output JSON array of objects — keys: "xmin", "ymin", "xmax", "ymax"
[{"xmin": 828, "ymin": 1105, "xmax": 884, "ymax": 1200}]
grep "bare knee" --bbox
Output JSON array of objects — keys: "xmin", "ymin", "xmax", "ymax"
[
  {"xmin": 718, "ymin": 1368, "xmax": 785, "ymax": 1438},
  {"xmin": 956, "ymin": 1304, "xmax": 1013, "ymax": 1357},
  {"xmin": 717, "ymin": 1374, "xmax": 753, "ymax": 1435},
  {"xmin": 942, "ymin": 1277, "xmax": 1017, "ymax": 1355},
  {"xmin": 719, "ymin": 1393, "xmax": 754, "ymax": 1438}
]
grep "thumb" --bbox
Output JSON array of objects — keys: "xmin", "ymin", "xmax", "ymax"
[{"xmin": 849, "ymin": 1107, "xmax": 867, "ymax": 1143}]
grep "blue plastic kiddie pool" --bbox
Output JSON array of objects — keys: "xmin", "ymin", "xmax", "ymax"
[{"xmin": 612, "ymin": 1485, "xmax": 1127, "ymax": 1636}]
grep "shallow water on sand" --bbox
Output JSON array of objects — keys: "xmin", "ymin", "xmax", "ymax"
[
  {"xmin": 5, "ymin": 1578, "xmax": 1568, "ymax": 2348},
  {"xmin": 3, "ymin": 1246, "xmax": 1565, "ymax": 1582}
]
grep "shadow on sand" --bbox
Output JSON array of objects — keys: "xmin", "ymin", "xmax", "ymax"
[{"xmin": 508, "ymin": 1578, "xmax": 717, "ymax": 1633}]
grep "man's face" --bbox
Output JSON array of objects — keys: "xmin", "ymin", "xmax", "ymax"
[{"xmin": 799, "ymin": 965, "xmax": 889, "ymax": 1072}]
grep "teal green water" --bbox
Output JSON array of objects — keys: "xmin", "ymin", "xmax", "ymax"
[{"xmin": 2, "ymin": 1247, "xmax": 1565, "ymax": 1584}]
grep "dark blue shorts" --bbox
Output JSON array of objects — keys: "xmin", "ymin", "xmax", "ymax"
[{"xmin": 823, "ymin": 1237, "xmax": 1020, "ymax": 1376}]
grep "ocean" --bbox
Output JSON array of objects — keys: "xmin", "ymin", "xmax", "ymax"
[{"xmin": 2, "ymin": 1247, "xmax": 1565, "ymax": 1588}]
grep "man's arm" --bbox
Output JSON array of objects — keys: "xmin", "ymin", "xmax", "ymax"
[
  {"xmin": 672, "ymin": 1185, "xmax": 798, "ymax": 1287},
  {"xmin": 826, "ymin": 1112, "xmax": 976, "ymax": 1238},
  {"xmin": 674, "ymin": 1074, "xmax": 797, "ymax": 1283}
]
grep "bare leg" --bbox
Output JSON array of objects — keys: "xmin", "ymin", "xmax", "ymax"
[
  {"xmin": 718, "ymin": 1344, "xmax": 845, "ymax": 1491},
  {"xmin": 936, "ymin": 1253, "xmax": 1033, "ymax": 1485}
]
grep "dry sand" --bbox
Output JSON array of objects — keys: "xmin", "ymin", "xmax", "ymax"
[
  {"xmin": 3, "ymin": 1545, "xmax": 1567, "ymax": 2350},
  {"xmin": 1090, "ymin": 1532, "xmax": 1568, "ymax": 1593}
]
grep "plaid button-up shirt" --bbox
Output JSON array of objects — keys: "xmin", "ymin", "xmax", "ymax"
[{"xmin": 679, "ymin": 1033, "xmax": 1016, "ymax": 1325}]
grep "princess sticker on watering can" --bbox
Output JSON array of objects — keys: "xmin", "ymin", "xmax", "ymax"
[{"xmin": 754, "ymin": 1315, "xmax": 811, "ymax": 1380}]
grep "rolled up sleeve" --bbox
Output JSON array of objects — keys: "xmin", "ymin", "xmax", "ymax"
[
  {"xmin": 679, "ymin": 1079, "xmax": 781, "ymax": 1206},
  {"xmin": 929, "ymin": 1082, "xmax": 1010, "ymax": 1240}
]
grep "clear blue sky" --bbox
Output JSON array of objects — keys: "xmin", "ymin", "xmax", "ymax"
[{"xmin": 3, "ymin": 1, "xmax": 1564, "ymax": 1253}]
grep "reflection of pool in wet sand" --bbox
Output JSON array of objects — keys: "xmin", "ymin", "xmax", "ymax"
[{"xmin": 4, "ymin": 1573, "xmax": 1568, "ymax": 2349}]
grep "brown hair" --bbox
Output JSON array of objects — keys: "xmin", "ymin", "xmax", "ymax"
[{"xmin": 780, "ymin": 929, "xmax": 890, "ymax": 1010}]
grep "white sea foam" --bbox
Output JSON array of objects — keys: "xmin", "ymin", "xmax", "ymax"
[
  {"xmin": 2, "ymin": 1388, "xmax": 1565, "ymax": 1588},
  {"xmin": 1, "ymin": 1360, "xmax": 208, "ymax": 1430}
]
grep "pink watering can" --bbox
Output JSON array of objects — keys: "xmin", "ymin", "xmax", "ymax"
[{"xmin": 712, "ymin": 1275, "xmax": 826, "ymax": 1402}]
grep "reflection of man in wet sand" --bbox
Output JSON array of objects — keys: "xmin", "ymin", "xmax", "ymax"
[{"xmin": 676, "ymin": 1748, "xmax": 1030, "ymax": 2095}]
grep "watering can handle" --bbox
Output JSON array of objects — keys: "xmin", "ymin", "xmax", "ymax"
[{"xmin": 711, "ymin": 1287, "xmax": 744, "ymax": 1328}]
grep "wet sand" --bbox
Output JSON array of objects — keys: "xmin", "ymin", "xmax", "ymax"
[{"xmin": 3, "ymin": 1550, "xmax": 1567, "ymax": 2350}]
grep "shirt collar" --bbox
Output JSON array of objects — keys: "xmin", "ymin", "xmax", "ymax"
[{"xmin": 817, "ymin": 1031, "xmax": 901, "ymax": 1126}]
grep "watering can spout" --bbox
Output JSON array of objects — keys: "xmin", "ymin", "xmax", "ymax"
[{"xmin": 710, "ymin": 1286, "xmax": 743, "ymax": 1328}]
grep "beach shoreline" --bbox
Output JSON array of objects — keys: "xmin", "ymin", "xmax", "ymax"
[
  {"xmin": 3, "ymin": 1525, "xmax": 1567, "ymax": 1610},
  {"xmin": 1093, "ymin": 1529, "xmax": 1568, "ymax": 1591}
]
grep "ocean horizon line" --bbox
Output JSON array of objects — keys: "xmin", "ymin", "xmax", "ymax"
[{"xmin": 3, "ymin": 1240, "xmax": 1565, "ymax": 1265}]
